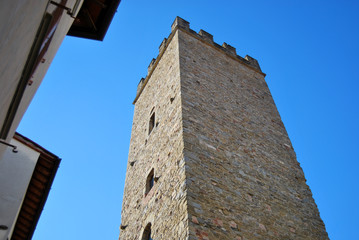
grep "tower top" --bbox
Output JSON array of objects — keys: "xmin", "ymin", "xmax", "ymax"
[{"xmin": 134, "ymin": 16, "xmax": 265, "ymax": 104}]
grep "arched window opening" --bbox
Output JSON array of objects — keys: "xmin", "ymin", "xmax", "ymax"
[
  {"xmin": 142, "ymin": 223, "xmax": 153, "ymax": 240},
  {"xmin": 146, "ymin": 169, "xmax": 155, "ymax": 194},
  {"xmin": 149, "ymin": 112, "xmax": 155, "ymax": 135}
]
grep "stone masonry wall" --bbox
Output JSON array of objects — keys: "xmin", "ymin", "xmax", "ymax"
[
  {"xmin": 120, "ymin": 17, "xmax": 328, "ymax": 240},
  {"xmin": 119, "ymin": 31, "xmax": 188, "ymax": 240},
  {"xmin": 177, "ymin": 22, "xmax": 329, "ymax": 239}
]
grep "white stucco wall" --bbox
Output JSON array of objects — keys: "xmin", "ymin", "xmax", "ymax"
[
  {"xmin": 0, "ymin": 139, "xmax": 40, "ymax": 240},
  {"xmin": 0, "ymin": 0, "xmax": 49, "ymax": 130},
  {"xmin": 0, "ymin": 0, "xmax": 80, "ymax": 158}
]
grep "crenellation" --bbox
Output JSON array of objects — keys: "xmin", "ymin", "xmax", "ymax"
[
  {"xmin": 148, "ymin": 58, "xmax": 156, "ymax": 74},
  {"xmin": 198, "ymin": 29, "xmax": 214, "ymax": 44},
  {"xmin": 134, "ymin": 17, "xmax": 265, "ymax": 104},
  {"xmin": 136, "ymin": 78, "xmax": 145, "ymax": 97},
  {"xmin": 222, "ymin": 42, "xmax": 237, "ymax": 56},
  {"xmin": 171, "ymin": 17, "xmax": 262, "ymax": 72},
  {"xmin": 171, "ymin": 16, "xmax": 190, "ymax": 32},
  {"xmin": 159, "ymin": 38, "xmax": 167, "ymax": 53},
  {"xmin": 235, "ymin": 54, "xmax": 246, "ymax": 62},
  {"xmin": 244, "ymin": 55, "xmax": 261, "ymax": 71}
]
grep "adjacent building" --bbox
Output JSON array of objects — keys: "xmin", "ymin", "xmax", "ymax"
[
  {"xmin": 120, "ymin": 17, "xmax": 328, "ymax": 239},
  {"xmin": 0, "ymin": 0, "xmax": 121, "ymax": 158},
  {"xmin": 0, "ymin": 132, "xmax": 60, "ymax": 240},
  {"xmin": 0, "ymin": 1, "xmax": 120, "ymax": 239}
]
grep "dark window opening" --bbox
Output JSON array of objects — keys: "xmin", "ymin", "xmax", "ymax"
[
  {"xmin": 149, "ymin": 112, "xmax": 155, "ymax": 135},
  {"xmin": 142, "ymin": 223, "xmax": 153, "ymax": 240},
  {"xmin": 146, "ymin": 169, "xmax": 155, "ymax": 194},
  {"xmin": 149, "ymin": 175, "xmax": 154, "ymax": 189}
]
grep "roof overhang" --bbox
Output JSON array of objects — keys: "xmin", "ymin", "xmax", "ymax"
[
  {"xmin": 67, "ymin": 0, "xmax": 121, "ymax": 41},
  {"xmin": 10, "ymin": 133, "xmax": 60, "ymax": 240}
]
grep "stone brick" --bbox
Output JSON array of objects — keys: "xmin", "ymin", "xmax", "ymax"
[
  {"xmin": 119, "ymin": 17, "xmax": 328, "ymax": 240},
  {"xmin": 259, "ymin": 223, "xmax": 267, "ymax": 232},
  {"xmin": 192, "ymin": 216, "xmax": 199, "ymax": 225},
  {"xmin": 229, "ymin": 220, "xmax": 238, "ymax": 230},
  {"xmin": 212, "ymin": 218, "xmax": 223, "ymax": 227}
]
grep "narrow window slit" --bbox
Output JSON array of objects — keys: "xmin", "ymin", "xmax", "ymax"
[
  {"xmin": 149, "ymin": 112, "xmax": 155, "ymax": 135},
  {"xmin": 146, "ymin": 169, "xmax": 155, "ymax": 195}
]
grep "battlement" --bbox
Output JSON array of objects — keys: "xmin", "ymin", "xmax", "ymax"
[{"xmin": 134, "ymin": 16, "xmax": 265, "ymax": 104}]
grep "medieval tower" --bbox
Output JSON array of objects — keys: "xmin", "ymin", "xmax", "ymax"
[{"xmin": 119, "ymin": 17, "xmax": 328, "ymax": 240}]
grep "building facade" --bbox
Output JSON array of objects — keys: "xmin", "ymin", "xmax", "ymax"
[
  {"xmin": 0, "ymin": 0, "xmax": 120, "ymax": 158},
  {"xmin": 120, "ymin": 17, "xmax": 328, "ymax": 240},
  {"xmin": 0, "ymin": 1, "xmax": 120, "ymax": 239},
  {"xmin": 0, "ymin": 133, "xmax": 60, "ymax": 240}
]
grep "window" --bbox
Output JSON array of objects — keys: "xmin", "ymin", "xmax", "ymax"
[
  {"xmin": 142, "ymin": 223, "xmax": 153, "ymax": 240},
  {"xmin": 149, "ymin": 112, "xmax": 155, "ymax": 135},
  {"xmin": 146, "ymin": 169, "xmax": 155, "ymax": 194}
]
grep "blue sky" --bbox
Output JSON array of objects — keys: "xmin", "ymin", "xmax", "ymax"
[{"xmin": 18, "ymin": 0, "xmax": 358, "ymax": 239}]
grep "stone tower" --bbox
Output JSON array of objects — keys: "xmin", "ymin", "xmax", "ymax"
[{"xmin": 119, "ymin": 17, "xmax": 328, "ymax": 240}]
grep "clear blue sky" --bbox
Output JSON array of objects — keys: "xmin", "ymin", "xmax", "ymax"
[{"xmin": 18, "ymin": 0, "xmax": 358, "ymax": 239}]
